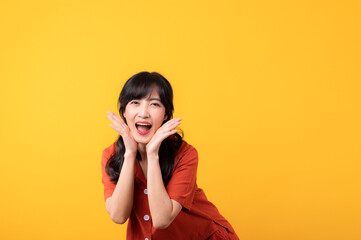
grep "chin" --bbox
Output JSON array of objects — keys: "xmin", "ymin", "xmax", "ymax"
[
  {"xmin": 133, "ymin": 134, "xmax": 153, "ymax": 145},
  {"xmin": 135, "ymin": 139, "xmax": 151, "ymax": 145}
]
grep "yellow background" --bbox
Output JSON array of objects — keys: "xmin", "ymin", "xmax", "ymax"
[{"xmin": 1, "ymin": 0, "xmax": 360, "ymax": 239}]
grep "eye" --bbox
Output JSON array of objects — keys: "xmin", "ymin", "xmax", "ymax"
[
  {"xmin": 130, "ymin": 100, "xmax": 139, "ymax": 105},
  {"xmin": 151, "ymin": 102, "xmax": 161, "ymax": 107}
]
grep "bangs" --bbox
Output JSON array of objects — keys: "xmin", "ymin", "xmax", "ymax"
[
  {"xmin": 122, "ymin": 74, "xmax": 159, "ymax": 102},
  {"xmin": 119, "ymin": 72, "xmax": 164, "ymax": 108}
]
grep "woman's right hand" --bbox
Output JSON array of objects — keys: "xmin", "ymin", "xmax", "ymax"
[{"xmin": 107, "ymin": 111, "xmax": 137, "ymax": 156}]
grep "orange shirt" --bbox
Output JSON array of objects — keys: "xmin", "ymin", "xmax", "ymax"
[{"xmin": 101, "ymin": 140, "xmax": 239, "ymax": 240}]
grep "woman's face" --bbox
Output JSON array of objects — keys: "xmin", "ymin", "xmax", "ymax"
[{"xmin": 123, "ymin": 89, "xmax": 167, "ymax": 145}]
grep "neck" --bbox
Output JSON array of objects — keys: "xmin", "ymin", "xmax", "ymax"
[{"xmin": 137, "ymin": 143, "xmax": 147, "ymax": 161}]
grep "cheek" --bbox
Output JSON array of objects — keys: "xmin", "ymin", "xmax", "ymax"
[
  {"xmin": 123, "ymin": 107, "xmax": 135, "ymax": 121},
  {"xmin": 154, "ymin": 116, "xmax": 166, "ymax": 130},
  {"xmin": 153, "ymin": 123, "xmax": 162, "ymax": 132}
]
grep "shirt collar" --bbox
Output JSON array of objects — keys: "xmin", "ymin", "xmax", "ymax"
[{"xmin": 135, "ymin": 159, "xmax": 147, "ymax": 185}]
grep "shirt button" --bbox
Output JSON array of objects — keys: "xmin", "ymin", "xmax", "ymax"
[
  {"xmin": 144, "ymin": 214, "xmax": 150, "ymax": 221},
  {"xmin": 144, "ymin": 189, "xmax": 148, "ymax": 195}
]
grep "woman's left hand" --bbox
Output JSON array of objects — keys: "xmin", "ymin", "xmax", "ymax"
[{"xmin": 146, "ymin": 118, "xmax": 182, "ymax": 157}]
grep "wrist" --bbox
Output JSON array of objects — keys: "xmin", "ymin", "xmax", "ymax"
[
  {"xmin": 147, "ymin": 152, "xmax": 159, "ymax": 161},
  {"xmin": 124, "ymin": 152, "xmax": 136, "ymax": 160}
]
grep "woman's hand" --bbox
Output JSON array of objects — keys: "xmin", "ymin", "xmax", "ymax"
[
  {"xmin": 107, "ymin": 111, "xmax": 137, "ymax": 156},
  {"xmin": 146, "ymin": 118, "xmax": 182, "ymax": 158}
]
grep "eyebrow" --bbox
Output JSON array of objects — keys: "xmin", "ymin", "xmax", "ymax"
[{"xmin": 148, "ymin": 98, "xmax": 161, "ymax": 102}]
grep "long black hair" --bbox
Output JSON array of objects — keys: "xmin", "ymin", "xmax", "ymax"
[{"xmin": 105, "ymin": 71, "xmax": 183, "ymax": 186}]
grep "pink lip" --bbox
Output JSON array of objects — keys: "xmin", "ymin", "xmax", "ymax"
[
  {"xmin": 137, "ymin": 128, "xmax": 151, "ymax": 135},
  {"xmin": 136, "ymin": 121, "xmax": 152, "ymax": 125}
]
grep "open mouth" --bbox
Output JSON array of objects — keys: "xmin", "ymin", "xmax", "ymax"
[{"xmin": 135, "ymin": 123, "xmax": 152, "ymax": 135}]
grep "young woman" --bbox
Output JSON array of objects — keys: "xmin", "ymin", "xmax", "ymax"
[{"xmin": 101, "ymin": 71, "xmax": 239, "ymax": 240}]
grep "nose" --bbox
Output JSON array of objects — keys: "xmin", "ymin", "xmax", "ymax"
[{"xmin": 138, "ymin": 103, "xmax": 150, "ymax": 118}]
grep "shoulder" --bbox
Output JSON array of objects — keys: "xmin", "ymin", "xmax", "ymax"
[
  {"xmin": 103, "ymin": 141, "xmax": 117, "ymax": 154},
  {"xmin": 177, "ymin": 140, "xmax": 198, "ymax": 156},
  {"xmin": 173, "ymin": 140, "xmax": 198, "ymax": 167},
  {"xmin": 101, "ymin": 141, "xmax": 117, "ymax": 165}
]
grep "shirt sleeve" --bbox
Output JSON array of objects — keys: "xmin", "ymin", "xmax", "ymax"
[
  {"xmin": 101, "ymin": 148, "xmax": 116, "ymax": 201},
  {"xmin": 166, "ymin": 145, "xmax": 198, "ymax": 211}
]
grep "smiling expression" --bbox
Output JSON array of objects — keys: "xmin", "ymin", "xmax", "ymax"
[{"xmin": 123, "ymin": 88, "xmax": 167, "ymax": 145}]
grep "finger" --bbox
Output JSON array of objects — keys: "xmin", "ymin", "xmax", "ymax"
[
  {"xmin": 161, "ymin": 118, "xmax": 182, "ymax": 129},
  {"xmin": 164, "ymin": 118, "xmax": 182, "ymax": 124},
  {"xmin": 110, "ymin": 124, "xmax": 125, "ymax": 135},
  {"xmin": 163, "ymin": 129, "xmax": 178, "ymax": 139},
  {"xmin": 107, "ymin": 111, "xmax": 120, "ymax": 121},
  {"xmin": 107, "ymin": 115, "xmax": 121, "ymax": 126},
  {"xmin": 163, "ymin": 124, "xmax": 180, "ymax": 134},
  {"xmin": 162, "ymin": 120, "xmax": 181, "ymax": 131},
  {"xmin": 159, "ymin": 127, "xmax": 179, "ymax": 139},
  {"xmin": 109, "ymin": 124, "xmax": 118, "ymax": 132},
  {"xmin": 151, "ymin": 129, "xmax": 178, "ymax": 146},
  {"xmin": 108, "ymin": 113, "xmax": 125, "ymax": 126},
  {"xmin": 111, "ymin": 114, "xmax": 127, "ymax": 127}
]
